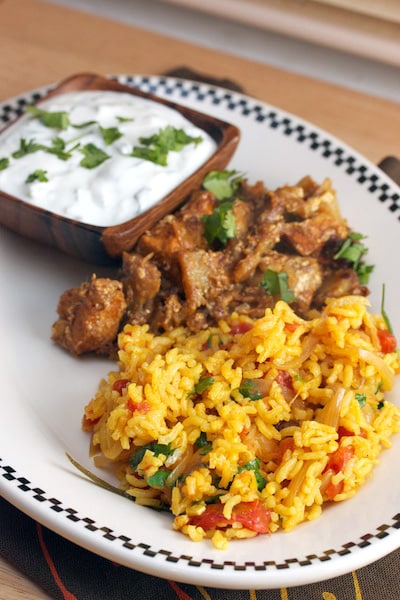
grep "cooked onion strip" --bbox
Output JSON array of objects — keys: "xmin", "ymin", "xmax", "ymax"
[
  {"xmin": 316, "ymin": 387, "xmax": 346, "ymax": 429},
  {"xmin": 358, "ymin": 348, "xmax": 394, "ymax": 390}
]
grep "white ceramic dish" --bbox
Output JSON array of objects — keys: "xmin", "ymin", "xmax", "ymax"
[{"xmin": 1, "ymin": 75, "xmax": 399, "ymax": 590}]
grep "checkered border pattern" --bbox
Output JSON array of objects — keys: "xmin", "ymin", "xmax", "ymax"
[
  {"xmin": 1, "ymin": 75, "xmax": 399, "ymax": 220},
  {"xmin": 2, "ymin": 458, "xmax": 400, "ymax": 570},
  {"xmin": 1, "ymin": 76, "xmax": 399, "ymax": 571}
]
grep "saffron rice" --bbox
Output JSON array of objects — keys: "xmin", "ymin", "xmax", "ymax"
[{"xmin": 83, "ymin": 296, "xmax": 400, "ymax": 549}]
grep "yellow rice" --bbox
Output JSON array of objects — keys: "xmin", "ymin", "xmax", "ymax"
[{"xmin": 83, "ymin": 296, "xmax": 400, "ymax": 549}]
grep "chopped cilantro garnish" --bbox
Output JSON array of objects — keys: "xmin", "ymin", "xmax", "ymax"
[
  {"xmin": 202, "ymin": 199, "xmax": 236, "ymax": 247},
  {"xmin": 25, "ymin": 169, "xmax": 48, "ymax": 183},
  {"xmin": 27, "ymin": 105, "xmax": 70, "ymax": 130},
  {"xmin": 129, "ymin": 442, "xmax": 173, "ymax": 469},
  {"xmin": 99, "ymin": 126, "xmax": 123, "ymax": 146},
  {"xmin": 0, "ymin": 157, "xmax": 9, "ymax": 171},
  {"xmin": 189, "ymin": 376, "xmax": 215, "ymax": 397},
  {"xmin": 377, "ymin": 400, "xmax": 385, "ymax": 410},
  {"xmin": 238, "ymin": 458, "xmax": 266, "ymax": 491},
  {"xmin": 356, "ymin": 263, "xmax": 374, "ymax": 285},
  {"xmin": 355, "ymin": 392, "xmax": 366, "ymax": 407},
  {"xmin": 194, "ymin": 432, "xmax": 212, "ymax": 455},
  {"xmin": 116, "ymin": 116, "xmax": 134, "ymax": 123},
  {"xmin": 147, "ymin": 469, "xmax": 170, "ymax": 488},
  {"xmin": 71, "ymin": 120, "xmax": 98, "ymax": 129},
  {"xmin": 238, "ymin": 379, "xmax": 262, "ymax": 401},
  {"xmin": 202, "ymin": 169, "xmax": 244, "ymax": 200},
  {"xmin": 46, "ymin": 137, "xmax": 78, "ymax": 161},
  {"xmin": 131, "ymin": 125, "xmax": 202, "ymax": 166},
  {"xmin": 334, "ymin": 233, "xmax": 374, "ymax": 284},
  {"xmin": 79, "ymin": 143, "xmax": 110, "ymax": 169},
  {"xmin": 131, "ymin": 145, "xmax": 168, "ymax": 166},
  {"xmin": 12, "ymin": 138, "xmax": 45, "ymax": 159},
  {"xmin": 259, "ymin": 269, "xmax": 295, "ymax": 303}
]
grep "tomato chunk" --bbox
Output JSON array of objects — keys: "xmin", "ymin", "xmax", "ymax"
[
  {"xmin": 230, "ymin": 322, "xmax": 253, "ymax": 335},
  {"xmin": 112, "ymin": 378, "xmax": 130, "ymax": 394},
  {"xmin": 275, "ymin": 370, "xmax": 293, "ymax": 391},
  {"xmin": 377, "ymin": 329, "xmax": 397, "ymax": 354},
  {"xmin": 190, "ymin": 500, "xmax": 270, "ymax": 533},
  {"xmin": 284, "ymin": 322, "xmax": 299, "ymax": 332},
  {"xmin": 325, "ymin": 445, "xmax": 354, "ymax": 474},
  {"xmin": 338, "ymin": 426, "xmax": 367, "ymax": 439},
  {"xmin": 325, "ymin": 479, "xmax": 344, "ymax": 500},
  {"xmin": 127, "ymin": 398, "xmax": 150, "ymax": 413}
]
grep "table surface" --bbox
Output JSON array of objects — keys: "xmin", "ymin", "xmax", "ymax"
[{"xmin": 0, "ymin": 0, "xmax": 399, "ymax": 597}]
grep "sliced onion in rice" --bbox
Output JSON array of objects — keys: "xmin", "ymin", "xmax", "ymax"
[
  {"xmin": 166, "ymin": 445, "xmax": 196, "ymax": 486},
  {"xmin": 358, "ymin": 348, "xmax": 394, "ymax": 390},
  {"xmin": 317, "ymin": 386, "xmax": 346, "ymax": 429},
  {"xmin": 279, "ymin": 334, "xmax": 318, "ymax": 370},
  {"xmin": 284, "ymin": 462, "xmax": 309, "ymax": 506}
]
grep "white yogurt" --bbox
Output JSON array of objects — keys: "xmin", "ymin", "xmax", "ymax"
[{"xmin": 0, "ymin": 91, "xmax": 217, "ymax": 226}]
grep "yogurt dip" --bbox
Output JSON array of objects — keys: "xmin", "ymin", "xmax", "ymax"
[{"xmin": 0, "ymin": 90, "xmax": 217, "ymax": 226}]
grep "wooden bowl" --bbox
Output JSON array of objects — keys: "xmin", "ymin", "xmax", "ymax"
[{"xmin": 0, "ymin": 72, "xmax": 240, "ymax": 264}]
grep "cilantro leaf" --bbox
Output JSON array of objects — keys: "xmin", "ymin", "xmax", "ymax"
[
  {"xmin": 238, "ymin": 379, "xmax": 262, "ymax": 401},
  {"xmin": 116, "ymin": 116, "xmax": 134, "ymax": 123},
  {"xmin": 139, "ymin": 125, "xmax": 202, "ymax": 152},
  {"xmin": 131, "ymin": 145, "xmax": 168, "ymax": 166},
  {"xmin": 46, "ymin": 137, "xmax": 76, "ymax": 161},
  {"xmin": 131, "ymin": 125, "xmax": 202, "ymax": 166},
  {"xmin": 202, "ymin": 170, "xmax": 244, "ymax": 200},
  {"xmin": 147, "ymin": 470, "xmax": 170, "ymax": 488},
  {"xmin": 189, "ymin": 377, "xmax": 215, "ymax": 397},
  {"xmin": 334, "ymin": 233, "xmax": 374, "ymax": 284},
  {"xmin": 259, "ymin": 269, "xmax": 295, "ymax": 303},
  {"xmin": 202, "ymin": 199, "xmax": 236, "ymax": 247},
  {"xmin": 194, "ymin": 432, "xmax": 212, "ymax": 455},
  {"xmin": 0, "ymin": 157, "xmax": 9, "ymax": 171},
  {"xmin": 25, "ymin": 169, "xmax": 48, "ymax": 183},
  {"xmin": 129, "ymin": 442, "xmax": 173, "ymax": 469},
  {"xmin": 99, "ymin": 126, "xmax": 123, "ymax": 146},
  {"xmin": 12, "ymin": 138, "xmax": 45, "ymax": 159},
  {"xmin": 71, "ymin": 120, "xmax": 98, "ymax": 129},
  {"xmin": 355, "ymin": 392, "xmax": 366, "ymax": 407},
  {"xmin": 27, "ymin": 105, "xmax": 70, "ymax": 130},
  {"xmin": 79, "ymin": 143, "xmax": 110, "ymax": 169},
  {"xmin": 238, "ymin": 458, "xmax": 266, "ymax": 491}
]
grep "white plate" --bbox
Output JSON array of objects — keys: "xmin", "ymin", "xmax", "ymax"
[{"xmin": 1, "ymin": 75, "xmax": 399, "ymax": 590}]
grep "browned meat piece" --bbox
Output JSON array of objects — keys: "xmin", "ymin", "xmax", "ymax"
[
  {"xmin": 137, "ymin": 190, "xmax": 214, "ymax": 262},
  {"xmin": 230, "ymin": 286, "xmax": 274, "ymax": 319},
  {"xmin": 52, "ymin": 275, "xmax": 127, "ymax": 355},
  {"xmin": 178, "ymin": 249, "xmax": 231, "ymax": 313},
  {"xmin": 299, "ymin": 177, "xmax": 344, "ymax": 221},
  {"xmin": 232, "ymin": 199, "xmax": 254, "ymax": 239},
  {"xmin": 233, "ymin": 222, "xmax": 284, "ymax": 282},
  {"xmin": 312, "ymin": 268, "xmax": 369, "ymax": 309},
  {"xmin": 257, "ymin": 253, "xmax": 323, "ymax": 313},
  {"xmin": 121, "ymin": 252, "xmax": 161, "ymax": 324},
  {"xmin": 281, "ymin": 213, "xmax": 349, "ymax": 257},
  {"xmin": 151, "ymin": 293, "xmax": 188, "ymax": 331}
]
